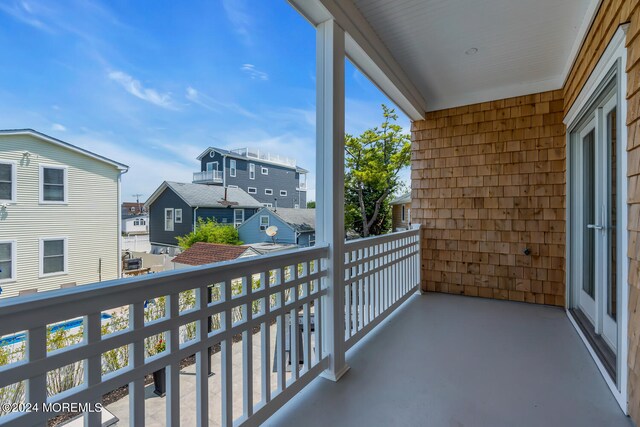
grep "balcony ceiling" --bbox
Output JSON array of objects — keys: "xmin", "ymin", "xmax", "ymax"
[{"xmin": 351, "ymin": 0, "xmax": 598, "ymax": 111}]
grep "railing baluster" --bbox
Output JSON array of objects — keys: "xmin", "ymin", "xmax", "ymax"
[
  {"xmin": 84, "ymin": 312, "xmax": 101, "ymax": 427},
  {"xmin": 277, "ymin": 268, "xmax": 286, "ymax": 393},
  {"xmin": 261, "ymin": 271, "xmax": 271, "ymax": 405},
  {"xmin": 196, "ymin": 286, "xmax": 209, "ymax": 427},
  {"xmin": 243, "ymin": 275, "xmax": 254, "ymax": 419},
  {"xmin": 221, "ymin": 280, "xmax": 233, "ymax": 427},
  {"xmin": 127, "ymin": 301, "xmax": 145, "ymax": 427},
  {"xmin": 166, "ymin": 293, "xmax": 180, "ymax": 426},
  {"xmin": 26, "ymin": 325, "xmax": 47, "ymax": 426}
]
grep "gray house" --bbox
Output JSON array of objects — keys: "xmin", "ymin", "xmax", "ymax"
[
  {"xmin": 238, "ymin": 208, "xmax": 315, "ymax": 247},
  {"xmin": 193, "ymin": 147, "xmax": 308, "ymax": 209},
  {"xmin": 145, "ymin": 181, "xmax": 263, "ymax": 254}
]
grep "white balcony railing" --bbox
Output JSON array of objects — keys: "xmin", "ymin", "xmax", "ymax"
[
  {"xmin": 344, "ymin": 227, "xmax": 421, "ymax": 349},
  {"xmin": 0, "ymin": 229, "xmax": 420, "ymax": 426},
  {"xmin": 193, "ymin": 170, "xmax": 223, "ymax": 183}
]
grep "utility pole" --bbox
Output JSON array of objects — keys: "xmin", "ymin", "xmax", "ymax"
[{"xmin": 132, "ymin": 193, "xmax": 143, "ymax": 213}]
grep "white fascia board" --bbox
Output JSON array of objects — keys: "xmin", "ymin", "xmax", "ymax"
[
  {"xmin": 561, "ymin": 0, "xmax": 604, "ymax": 87},
  {"xmin": 288, "ymin": 0, "xmax": 427, "ymax": 121}
]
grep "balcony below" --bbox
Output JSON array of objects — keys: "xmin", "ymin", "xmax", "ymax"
[
  {"xmin": 267, "ymin": 293, "xmax": 632, "ymax": 427},
  {"xmin": 192, "ymin": 170, "xmax": 223, "ymax": 184}
]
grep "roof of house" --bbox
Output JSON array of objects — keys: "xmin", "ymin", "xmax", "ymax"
[
  {"xmin": 390, "ymin": 192, "xmax": 411, "ymax": 205},
  {"xmin": 0, "ymin": 129, "xmax": 128, "ymax": 170},
  {"xmin": 145, "ymin": 181, "xmax": 263, "ymax": 209},
  {"xmin": 171, "ymin": 242, "xmax": 257, "ymax": 266},
  {"xmin": 267, "ymin": 207, "xmax": 315, "ymax": 233},
  {"xmin": 196, "ymin": 147, "xmax": 309, "ymax": 174}
]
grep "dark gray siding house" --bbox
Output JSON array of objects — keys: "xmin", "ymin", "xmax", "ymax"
[
  {"xmin": 145, "ymin": 181, "xmax": 262, "ymax": 254},
  {"xmin": 238, "ymin": 208, "xmax": 315, "ymax": 247},
  {"xmin": 195, "ymin": 148, "xmax": 308, "ymax": 209}
]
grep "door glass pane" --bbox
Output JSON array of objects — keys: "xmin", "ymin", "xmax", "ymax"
[
  {"xmin": 608, "ymin": 108, "xmax": 617, "ymax": 320},
  {"xmin": 583, "ymin": 129, "xmax": 595, "ymax": 298}
]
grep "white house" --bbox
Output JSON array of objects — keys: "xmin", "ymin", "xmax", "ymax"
[
  {"xmin": 0, "ymin": 129, "xmax": 128, "ymax": 298},
  {"xmin": 122, "ymin": 214, "xmax": 149, "ymax": 235}
]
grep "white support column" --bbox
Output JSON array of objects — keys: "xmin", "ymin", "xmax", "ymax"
[{"xmin": 316, "ymin": 18, "xmax": 349, "ymax": 382}]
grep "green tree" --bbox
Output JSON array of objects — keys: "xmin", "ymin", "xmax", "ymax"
[
  {"xmin": 176, "ymin": 218, "xmax": 242, "ymax": 249},
  {"xmin": 345, "ymin": 104, "xmax": 411, "ymax": 237},
  {"xmin": 306, "ymin": 201, "xmax": 316, "ymax": 208}
]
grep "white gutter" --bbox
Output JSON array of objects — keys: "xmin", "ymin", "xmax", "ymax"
[
  {"xmin": 117, "ymin": 167, "xmax": 129, "ymax": 278},
  {"xmin": 222, "ymin": 154, "xmax": 227, "ymax": 187}
]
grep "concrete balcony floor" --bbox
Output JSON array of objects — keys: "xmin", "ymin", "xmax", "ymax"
[{"xmin": 267, "ymin": 293, "xmax": 632, "ymax": 427}]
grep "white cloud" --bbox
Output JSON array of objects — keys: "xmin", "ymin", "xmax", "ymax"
[
  {"xmin": 185, "ymin": 86, "xmax": 257, "ymax": 119},
  {"xmin": 51, "ymin": 123, "xmax": 66, "ymax": 131},
  {"xmin": 241, "ymin": 64, "xmax": 268, "ymax": 81},
  {"xmin": 0, "ymin": 0, "xmax": 53, "ymax": 32},
  {"xmin": 108, "ymin": 70, "xmax": 177, "ymax": 110},
  {"xmin": 222, "ymin": 0, "xmax": 252, "ymax": 45},
  {"xmin": 66, "ymin": 132, "xmax": 193, "ymax": 199}
]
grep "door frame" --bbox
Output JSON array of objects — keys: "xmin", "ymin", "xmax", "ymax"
[{"xmin": 564, "ymin": 24, "xmax": 629, "ymax": 413}]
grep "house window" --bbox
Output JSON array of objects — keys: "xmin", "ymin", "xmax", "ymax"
[
  {"xmin": 141, "ymin": 219, "xmax": 146, "ymax": 226},
  {"xmin": 40, "ymin": 165, "xmax": 67, "ymax": 203},
  {"xmin": 265, "ymin": 189, "xmax": 273, "ymax": 195},
  {"xmin": 401, "ymin": 205, "xmax": 406, "ymax": 222},
  {"xmin": 248, "ymin": 187, "xmax": 257, "ymax": 194},
  {"xmin": 280, "ymin": 190, "xmax": 287, "ymax": 196},
  {"xmin": 0, "ymin": 161, "xmax": 16, "ymax": 203},
  {"xmin": 234, "ymin": 209, "xmax": 244, "ymax": 227},
  {"xmin": 249, "ymin": 163, "xmax": 255, "ymax": 180},
  {"xmin": 0, "ymin": 240, "xmax": 16, "ymax": 282},
  {"xmin": 40, "ymin": 237, "xmax": 67, "ymax": 277},
  {"xmin": 175, "ymin": 209, "xmax": 183, "ymax": 223},
  {"xmin": 261, "ymin": 166, "xmax": 268, "ymax": 175},
  {"xmin": 134, "ymin": 219, "xmax": 140, "ymax": 226},
  {"xmin": 260, "ymin": 215, "xmax": 270, "ymax": 230},
  {"xmin": 227, "ymin": 185, "xmax": 238, "ymax": 189},
  {"xmin": 206, "ymin": 162, "xmax": 218, "ymax": 172},
  {"xmin": 165, "ymin": 208, "xmax": 174, "ymax": 231},
  {"xmin": 130, "ymin": 206, "xmax": 136, "ymax": 212},
  {"xmin": 263, "ymin": 203, "xmax": 272, "ymax": 207},
  {"xmin": 309, "ymin": 234, "xmax": 315, "ymax": 246},
  {"xmin": 230, "ymin": 159, "xmax": 237, "ymax": 177}
]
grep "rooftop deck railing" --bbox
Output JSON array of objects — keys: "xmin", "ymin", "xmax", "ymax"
[{"xmin": 0, "ymin": 228, "xmax": 421, "ymax": 426}]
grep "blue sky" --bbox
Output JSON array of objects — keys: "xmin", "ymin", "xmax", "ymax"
[{"xmin": 0, "ymin": 0, "xmax": 409, "ymax": 202}]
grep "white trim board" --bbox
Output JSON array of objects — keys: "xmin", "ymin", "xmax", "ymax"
[
  {"xmin": 564, "ymin": 24, "xmax": 630, "ymax": 126},
  {"xmin": 561, "ymin": 0, "xmax": 604, "ymax": 87}
]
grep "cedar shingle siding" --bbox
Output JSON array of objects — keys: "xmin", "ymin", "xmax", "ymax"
[{"xmin": 412, "ymin": 90, "xmax": 566, "ymax": 306}]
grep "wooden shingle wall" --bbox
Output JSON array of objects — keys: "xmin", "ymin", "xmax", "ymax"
[
  {"xmin": 563, "ymin": 0, "xmax": 640, "ymax": 421},
  {"xmin": 563, "ymin": 0, "xmax": 640, "ymax": 422},
  {"xmin": 411, "ymin": 89, "xmax": 566, "ymax": 306}
]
